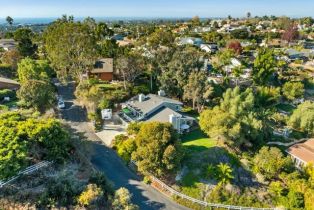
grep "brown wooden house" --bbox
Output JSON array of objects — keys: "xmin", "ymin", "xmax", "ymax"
[{"xmin": 89, "ymin": 58, "xmax": 114, "ymax": 81}]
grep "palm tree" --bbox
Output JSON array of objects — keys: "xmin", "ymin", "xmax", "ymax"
[
  {"xmin": 6, "ymin": 16, "xmax": 14, "ymax": 31},
  {"xmin": 6, "ymin": 16, "xmax": 13, "ymax": 26},
  {"xmin": 216, "ymin": 163, "xmax": 234, "ymax": 185}
]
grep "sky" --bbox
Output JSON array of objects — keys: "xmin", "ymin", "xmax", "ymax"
[{"xmin": 0, "ymin": 0, "xmax": 313, "ymax": 19}]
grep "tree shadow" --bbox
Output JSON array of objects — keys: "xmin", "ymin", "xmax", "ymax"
[
  {"xmin": 91, "ymin": 143, "xmax": 169, "ymax": 210},
  {"xmin": 183, "ymin": 145, "xmax": 211, "ymax": 154},
  {"xmin": 57, "ymin": 81, "xmax": 186, "ymax": 210},
  {"xmin": 60, "ymin": 105, "xmax": 87, "ymax": 122},
  {"xmin": 67, "ymin": 126, "xmax": 174, "ymax": 210},
  {"xmin": 56, "ymin": 81, "xmax": 76, "ymax": 101},
  {"xmin": 63, "ymin": 101, "xmax": 73, "ymax": 109}
]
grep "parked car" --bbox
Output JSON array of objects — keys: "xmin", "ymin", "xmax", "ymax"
[{"xmin": 58, "ymin": 99, "xmax": 65, "ymax": 109}]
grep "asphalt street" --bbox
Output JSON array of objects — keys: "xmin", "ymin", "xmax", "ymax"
[{"xmin": 57, "ymin": 82, "xmax": 189, "ymax": 210}]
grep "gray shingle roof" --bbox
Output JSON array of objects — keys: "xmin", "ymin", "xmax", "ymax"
[
  {"xmin": 127, "ymin": 94, "xmax": 183, "ymax": 116},
  {"xmin": 145, "ymin": 106, "xmax": 194, "ymax": 123}
]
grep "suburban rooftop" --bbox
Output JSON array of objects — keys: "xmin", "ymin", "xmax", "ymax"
[
  {"xmin": 287, "ymin": 139, "xmax": 314, "ymax": 164},
  {"xmin": 126, "ymin": 93, "xmax": 183, "ymax": 116}
]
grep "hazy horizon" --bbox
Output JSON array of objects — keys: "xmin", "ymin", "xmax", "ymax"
[
  {"xmin": 0, "ymin": 0, "xmax": 313, "ymax": 21},
  {"xmin": 0, "ymin": 15, "xmax": 312, "ymax": 25}
]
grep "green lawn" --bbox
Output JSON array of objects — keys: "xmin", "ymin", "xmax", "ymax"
[{"xmin": 181, "ymin": 129, "xmax": 217, "ymax": 153}]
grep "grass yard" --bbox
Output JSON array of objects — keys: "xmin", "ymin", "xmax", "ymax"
[
  {"xmin": 181, "ymin": 129, "xmax": 217, "ymax": 153},
  {"xmin": 178, "ymin": 129, "xmax": 247, "ymax": 203}
]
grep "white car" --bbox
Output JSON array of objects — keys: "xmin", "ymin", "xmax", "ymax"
[{"xmin": 58, "ymin": 100, "xmax": 65, "ymax": 109}]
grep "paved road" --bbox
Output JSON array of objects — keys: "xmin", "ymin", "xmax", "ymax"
[{"xmin": 56, "ymin": 82, "xmax": 189, "ymax": 210}]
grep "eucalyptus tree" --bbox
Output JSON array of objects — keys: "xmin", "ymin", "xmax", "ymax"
[{"xmin": 43, "ymin": 16, "xmax": 98, "ymax": 80}]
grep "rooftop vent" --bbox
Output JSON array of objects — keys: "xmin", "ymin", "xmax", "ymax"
[
  {"xmin": 158, "ymin": 90, "xmax": 166, "ymax": 97},
  {"xmin": 139, "ymin": 94, "xmax": 146, "ymax": 102}
]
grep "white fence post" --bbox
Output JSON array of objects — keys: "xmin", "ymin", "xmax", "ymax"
[
  {"xmin": 150, "ymin": 174, "xmax": 276, "ymax": 210},
  {"xmin": 0, "ymin": 161, "xmax": 53, "ymax": 188}
]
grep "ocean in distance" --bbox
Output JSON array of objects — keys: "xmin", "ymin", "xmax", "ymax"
[{"xmin": 0, "ymin": 16, "xmax": 220, "ymax": 25}]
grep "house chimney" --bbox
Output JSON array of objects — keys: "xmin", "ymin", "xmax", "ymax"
[
  {"xmin": 138, "ymin": 94, "xmax": 145, "ymax": 102},
  {"xmin": 158, "ymin": 90, "xmax": 166, "ymax": 97}
]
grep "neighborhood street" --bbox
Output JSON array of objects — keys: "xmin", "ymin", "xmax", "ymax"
[{"xmin": 57, "ymin": 82, "xmax": 189, "ymax": 210}]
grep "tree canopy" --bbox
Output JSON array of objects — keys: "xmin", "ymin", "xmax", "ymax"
[
  {"xmin": 253, "ymin": 146, "xmax": 292, "ymax": 180},
  {"xmin": 131, "ymin": 122, "xmax": 183, "ymax": 177},
  {"xmin": 282, "ymin": 81, "xmax": 305, "ymax": 101},
  {"xmin": 17, "ymin": 58, "xmax": 55, "ymax": 112},
  {"xmin": 256, "ymin": 86, "xmax": 281, "ymax": 107},
  {"xmin": 43, "ymin": 16, "xmax": 98, "ymax": 80},
  {"xmin": 200, "ymin": 87, "xmax": 264, "ymax": 148},
  {"xmin": 183, "ymin": 70, "xmax": 213, "ymax": 111},
  {"xmin": 288, "ymin": 101, "xmax": 314, "ymax": 135},
  {"xmin": 0, "ymin": 112, "xmax": 69, "ymax": 179},
  {"xmin": 159, "ymin": 46, "xmax": 204, "ymax": 98},
  {"xmin": 252, "ymin": 48, "xmax": 277, "ymax": 85},
  {"xmin": 14, "ymin": 28, "xmax": 37, "ymax": 58},
  {"xmin": 147, "ymin": 29, "xmax": 175, "ymax": 49}
]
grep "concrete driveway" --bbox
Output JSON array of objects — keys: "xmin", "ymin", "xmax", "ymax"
[{"xmin": 96, "ymin": 125, "xmax": 126, "ymax": 146}]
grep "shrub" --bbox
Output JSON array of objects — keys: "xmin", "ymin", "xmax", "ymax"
[
  {"xmin": 112, "ymin": 188, "xmax": 139, "ymax": 210},
  {"xmin": 288, "ymin": 101, "xmax": 314, "ymax": 135},
  {"xmin": 98, "ymin": 98, "xmax": 112, "ymax": 109},
  {"xmin": 126, "ymin": 122, "xmax": 142, "ymax": 135},
  {"xmin": 0, "ymin": 64, "xmax": 15, "ymax": 78},
  {"xmin": 117, "ymin": 138, "xmax": 137, "ymax": 163},
  {"xmin": 0, "ymin": 112, "xmax": 70, "ymax": 179},
  {"xmin": 20, "ymin": 118, "xmax": 70, "ymax": 163},
  {"xmin": 112, "ymin": 134, "xmax": 128, "ymax": 149},
  {"xmin": 38, "ymin": 176, "xmax": 82, "ymax": 207},
  {"xmin": 88, "ymin": 78, "xmax": 101, "ymax": 85},
  {"xmin": 77, "ymin": 184, "xmax": 103, "ymax": 206},
  {"xmin": 132, "ymin": 84, "xmax": 150, "ymax": 95},
  {"xmin": 0, "ymin": 105, "xmax": 9, "ymax": 111},
  {"xmin": 282, "ymin": 81, "xmax": 304, "ymax": 101},
  {"xmin": 89, "ymin": 171, "xmax": 114, "ymax": 196},
  {"xmin": 143, "ymin": 176, "xmax": 151, "ymax": 184}
]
